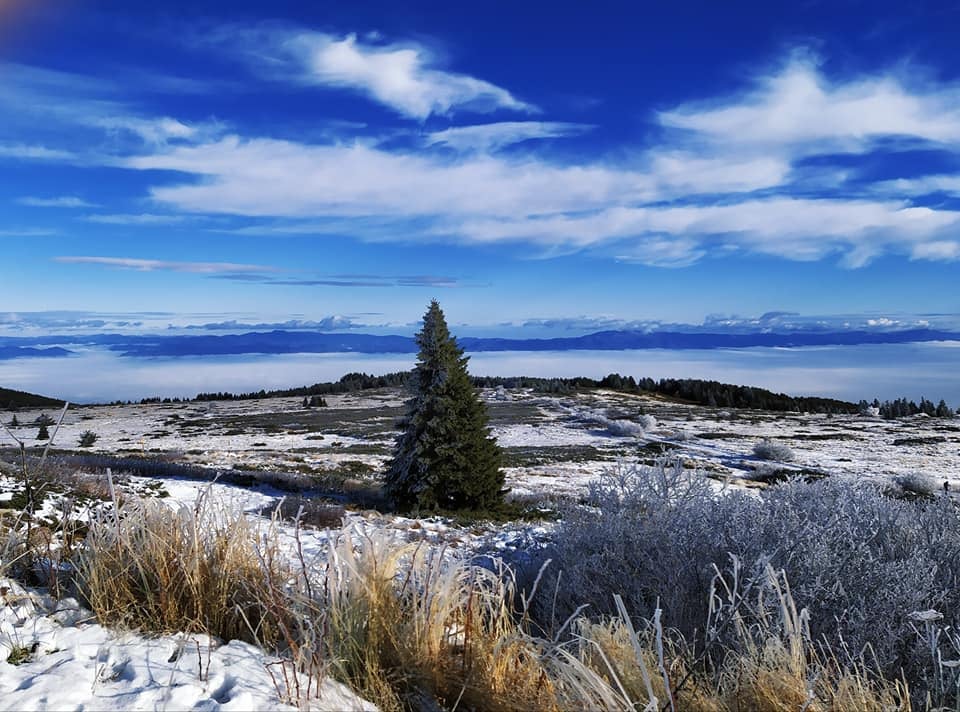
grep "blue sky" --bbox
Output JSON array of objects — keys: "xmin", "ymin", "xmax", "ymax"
[{"xmin": 3, "ymin": 0, "xmax": 960, "ymax": 337}]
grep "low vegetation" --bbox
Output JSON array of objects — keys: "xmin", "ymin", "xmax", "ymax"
[
  {"xmin": 3, "ymin": 480, "xmax": 920, "ymax": 711},
  {"xmin": 752, "ymin": 438, "xmax": 796, "ymax": 461},
  {"xmin": 522, "ymin": 460, "xmax": 960, "ymax": 709},
  {"xmin": 76, "ymin": 493, "xmax": 297, "ymax": 647}
]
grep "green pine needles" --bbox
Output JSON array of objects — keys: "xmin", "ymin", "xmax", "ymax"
[{"xmin": 385, "ymin": 300, "xmax": 505, "ymax": 512}]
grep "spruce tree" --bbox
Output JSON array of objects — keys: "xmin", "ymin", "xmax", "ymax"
[{"xmin": 385, "ymin": 300, "xmax": 504, "ymax": 511}]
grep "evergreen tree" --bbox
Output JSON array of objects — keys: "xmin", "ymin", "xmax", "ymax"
[
  {"xmin": 385, "ymin": 300, "xmax": 504, "ymax": 511},
  {"xmin": 36, "ymin": 423, "xmax": 49, "ymax": 440}
]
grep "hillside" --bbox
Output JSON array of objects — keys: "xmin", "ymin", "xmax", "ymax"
[{"xmin": 0, "ymin": 386, "xmax": 64, "ymax": 410}]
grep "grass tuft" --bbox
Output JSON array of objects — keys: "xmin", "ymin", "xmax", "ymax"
[{"xmin": 75, "ymin": 490, "xmax": 295, "ymax": 647}]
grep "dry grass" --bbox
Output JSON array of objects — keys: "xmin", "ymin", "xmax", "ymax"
[
  {"xmin": 313, "ymin": 528, "xmax": 910, "ymax": 712},
  {"xmin": 0, "ymin": 508, "xmax": 29, "ymax": 579},
  {"xmin": 74, "ymin": 489, "xmax": 296, "ymax": 647},
  {"xmin": 318, "ymin": 529, "xmax": 559, "ymax": 711}
]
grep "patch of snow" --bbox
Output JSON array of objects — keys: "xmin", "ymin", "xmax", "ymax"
[{"xmin": 0, "ymin": 578, "xmax": 376, "ymax": 711}]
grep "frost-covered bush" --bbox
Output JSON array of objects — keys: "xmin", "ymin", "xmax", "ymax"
[
  {"xmin": 893, "ymin": 472, "xmax": 940, "ymax": 497},
  {"xmin": 526, "ymin": 459, "xmax": 960, "ymax": 693},
  {"xmin": 752, "ymin": 438, "xmax": 795, "ymax": 461},
  {"xmin": 603, "ymin": 418, "xmax": 644, "ymax": 437},
  {"xmin": 567, "ymin": 407, "xmax": 653, "ymax": 437}
]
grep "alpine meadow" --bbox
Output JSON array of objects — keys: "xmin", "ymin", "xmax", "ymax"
[{"xmin": 3, "ymin": 2, "xmax": 960, "ymax": 710}]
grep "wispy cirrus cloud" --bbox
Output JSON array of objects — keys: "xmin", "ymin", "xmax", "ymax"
[
  {"xmin": 262, "ymin": 274, "xmax": 463, "ymax": 288},
  {"xmin": 0, "ymin": 63, "xmax": 221, "ymax": 162},
  {"xmin": 872, "ymin": 174, "xmax": 960, "ymax": 197},
  {"xmin": 55, "ymin": 256, "xmax": 465, "ymax": 288},
  {"xmin": 425, "ymin": 121, "xmax": 593, "ymax": 152},
  {"xmin": 0, "ymin": 228, "xmax": 57, "ymax": 237},
  {"xmin": 17, "ymin": 195, "xmax": 99, "ymax": 208},
  {"xmin": 127, "ymin": 137, "xmax": 781, "ymax": 219},
  {"xmin": 54, "ymin": 256, "xmax": 279, "ymax": 274},
  {"xmin": 452, "ymin": 197, "xmax": 960, "ymax": 267},
  {"xmin": 83, "ymin": 213, "xmax": 188, "ymax": 225},
  {"xmin": 0, "ymin": 143, "xmax": 79, "ymax": 161},
  {"xmin": 215, "ymin": 28, "xmax": 535, "ymax": 119}
]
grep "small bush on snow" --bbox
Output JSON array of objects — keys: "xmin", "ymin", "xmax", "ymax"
[
  {"xmin": 604, "ymin": 418, "xmax": 645, "ymax": 436},
  {"xmin": 567, "ymin": 406, "xmax": 654, "ymax": 437},
  {"xmin": 893, "ymin": 472, "xmax": 940, "ymax": 497},
  {"xmin": 752, "ymin": 438, "xmax": 795, "ymax": 461}
]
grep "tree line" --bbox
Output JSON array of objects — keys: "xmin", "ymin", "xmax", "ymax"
[
  {"xmin": 194, "ymin": 371, "xmax": 410, "ymax": 402},
  {"xmin": 859, "ymin": 397, "xmax": 958, "ymax": 419},
  {"xmin": 188, "ymin": 371, "xmax": 960, "ymax": 418}
]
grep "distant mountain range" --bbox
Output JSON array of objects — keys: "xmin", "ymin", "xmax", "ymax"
[
  {"xmin": 2, "ymin": 327, "xmax": 957, "ymax": 358},
  {"xmin": 0, "ymin": 346, "xmax": 73, "ymax": 360}
]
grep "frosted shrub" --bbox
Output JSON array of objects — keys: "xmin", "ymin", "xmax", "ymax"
[
  {"xmin": 753, "ymin": 438, "xmax": 795, "ymax": 461},
  {"xmin": 893, "ymin": 472, "xmax": 939, "ymax": 497},
  {"xmin": 530, "ymin": 460, "xmax": 729, "ymax": 629},
  {"xmin": 604, "ymin": 418, "xmax": 645, "ymax": 437},
  {"xmin": 568, "ymin": 407, "xmax": 652, "ymax": 437},
  {"xmin": 528, "ymin": 459, "xmax": 960, "ymax": 698}
]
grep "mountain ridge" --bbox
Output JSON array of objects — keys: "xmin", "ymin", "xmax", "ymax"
[{"xmin": 0, "ymin": 328, "xmax": 958, "ymax": 358}]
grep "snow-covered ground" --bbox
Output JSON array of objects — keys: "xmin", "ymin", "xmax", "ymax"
[
  {"xmin": 0, "ymin": 577, "xmax": 375, "ymax": 711},
  {"xmin": 5, "ymin": 386, "xmax": 959, "ymax": 497},
  {"xmin": 2, "ymin": 385, "xmax": 958, "ymax": 709}
]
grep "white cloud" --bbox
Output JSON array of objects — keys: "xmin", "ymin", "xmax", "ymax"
[
  {"xmin": 231, "ymin": 29, "xmax": 535, "ymax": 119},
  {"xmin": 452, "ymin": 198, "xmax": 960, "ymax": 267},
  {"xmin": 122, "ymin": 133, "xmax": 960, "ymax": 267},
  {"xmin": 0, "ymin": 143, "xmax": 79, "ymax": 161},
  {"xmin": 83, "ymin": 213, "xmax": 188, "ymax": 225},
  {"xmin": 646, "ymin": 151, "xmax": 791, "ymax": 195},
  {"xmin": 659, "ymin": 55, "xmax": 960, "ymax": 153},
  {"xmin": 93, "ymin": 116, "xmax": 197, "ymax": 143},
  {"xmin": 127, "ymin": 136, "xmax": 655, "ymax": 218},
  {"xmin": 0, "ymin": 228, "xmax": 57, "ymax": 237},
  {"xmin": 17, "ymin": 196, "xmax": 98, "ymax": 208},
  {"xmin": 911, "ymin": 240, "xmax": 960, "ymax": 261},
  {"xmin": 54, "ymin": 256, "xmax": 279, "ymax": 274},
  {"xmin": 0, "ymin": 63, "xmax": 218, "ymax": 162},
  {"xmin": 426, "ymin": 121, "xmax": 592, "ymax": 152},
  {"xmin": 128, "ymin": 136, "xmax": 792, "ymax": 220},
  {"xmin": 874, "ymin": 174, "xmax": 960, "ymax": 196},
  {"xmin": 182, "ymin": 316, "xmax": 361, "ymax": 331}
]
